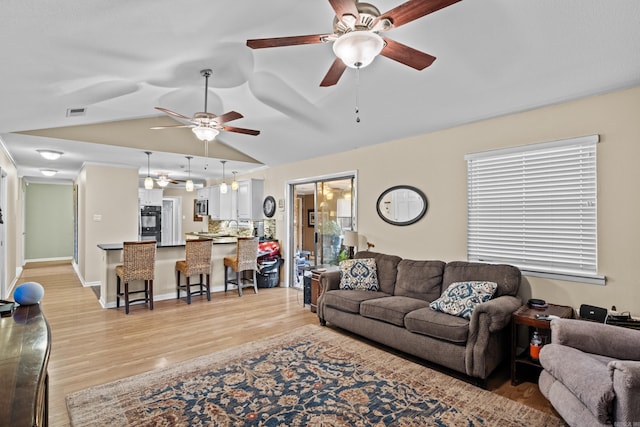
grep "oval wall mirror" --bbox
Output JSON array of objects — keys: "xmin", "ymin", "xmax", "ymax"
[{"xmin": 376, "ymin": 185, "xmax": 428, "ymax": 226}]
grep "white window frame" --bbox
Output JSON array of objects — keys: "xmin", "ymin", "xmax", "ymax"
[{"xmin": 465, "ymin": 135, "xmax": 605, "ymax": 285}]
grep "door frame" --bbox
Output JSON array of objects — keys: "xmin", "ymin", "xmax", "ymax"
[{"xmin": 284, "ymin": 170, "xmax": 358, "ymax": 287}]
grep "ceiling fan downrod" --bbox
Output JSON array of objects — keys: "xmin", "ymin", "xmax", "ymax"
[{"xmin": 201, "ymin": 69, "xmax": 212, "ymax": 113}]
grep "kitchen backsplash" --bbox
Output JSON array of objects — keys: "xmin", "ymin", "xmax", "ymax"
[{"xmin": 208, "ymin": 219, "xmax": 276, "ymax": 239}]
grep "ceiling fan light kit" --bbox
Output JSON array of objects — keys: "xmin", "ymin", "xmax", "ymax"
[
  {"xmin": 191, "ymin": 125, "xmax": 219, "ymax": 142},
  {"xmin": 333, "ymin": 30, "xmax": 384, "ymax": 68}
]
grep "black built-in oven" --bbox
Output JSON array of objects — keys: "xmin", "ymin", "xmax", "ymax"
[{"xmin": 140, "ymin": 206, "xmax": 162, "ymax": 241}]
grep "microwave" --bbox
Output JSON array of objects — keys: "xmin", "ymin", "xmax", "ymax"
[{"xmin": 195, "ymin": 199, "xmax": 208, "ymax": 216}]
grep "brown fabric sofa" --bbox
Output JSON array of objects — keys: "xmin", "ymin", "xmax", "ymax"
[
  {"xmin": 538, "ymin": 319, "xmax": 640, "ymax": 426},
  {"xmin": 317, "ymin": 251, "xmax": 522, "ymax": 383}
]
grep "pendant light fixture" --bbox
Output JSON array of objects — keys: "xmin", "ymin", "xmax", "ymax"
[
  {"xmin": 231, "ymin": 171, "xmax": 238, "ymax": 191},
  {"xmin": 220, "ymin": 160, "xmax": 228, "ymax": 194},
  {"xmin": 185, "ymin": 156, "xmax": 194, "ymax": 192},
  {"xmin": 144, "ymin": 151, "xmax": 154, "ymax": 189}
]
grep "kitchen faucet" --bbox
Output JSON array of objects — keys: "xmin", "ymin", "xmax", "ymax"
[{"xmin": 227, "ymin": 220, "xmax": 239, "ymax": 235}]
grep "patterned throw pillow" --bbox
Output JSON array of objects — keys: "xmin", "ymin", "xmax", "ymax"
[
  {"xmin": 339, "ymin": 258, "xmax": 379, "ymax": 291},
  {"xmin": 429, "ymin": 281, "xmax": 498, "ymax": 320}
]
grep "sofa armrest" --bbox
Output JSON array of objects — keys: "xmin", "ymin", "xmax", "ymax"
[
  {"xmin": 551, "ymin": 319, "xmax": 640, "ymax": 360},
  {"xmin": 465, "ymin": 295, "xmax": 522, "ymax": 378},
  {"xmin": 319, "ymin": 271, "xmax": 341, "ymax": 292},
  {"xmin": 609, "ymin": 360, "xmax": 640, "ymax": 423},
  {"xmin": 470, "ymin": 295, "xmax": 523, "ymax": 333}
]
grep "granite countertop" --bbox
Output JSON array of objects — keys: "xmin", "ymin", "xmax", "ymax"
[{"xmin": 97, "ymin": 241, "xmax": 188, "ymax": 250}]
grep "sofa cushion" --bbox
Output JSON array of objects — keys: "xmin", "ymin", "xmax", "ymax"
[
  {"xmin": 405, "ymin": 307, "xmax": 470, "ymax": 344},
  {"xmin": 539, "ymin": 344, "xmax": 614, "ymax": 424},
  {"xmin": 443, "ymin": 261, "xmax": 521, "ymax": 298},
  {"xmin": 323, "ymin": 289, "xmax": 390, "ymax": 314},
  {"xmin": 339, "ymin": 258, "xmax": 379, "ymax": 291},
  {"xmin": 429, "ymin": 281, "xmax": 497, "ymax": 320},
  {"xmin": 360, "ymin": 296, "xmax": 430, "ymax": 327},
  {"xmin": 355, "ymin": 251, "xmax": 402, "ymax": 295},
  {"xmin": 394, "ymin": 259, "xmax": 446, "ymax": 302}
]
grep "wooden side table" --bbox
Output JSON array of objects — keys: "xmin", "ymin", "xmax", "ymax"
[
  {"xmin": 510, "ymin": 303, "xmax": 573, "ymax": 385},
  {"xmin": 309, "ymin": 265, "xmax": 339, "ymax": 313}
]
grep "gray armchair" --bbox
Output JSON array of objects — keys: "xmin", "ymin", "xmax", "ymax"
[{"xmin": 538, "ymin": 318, "xmax": 640, "ymax": 426}]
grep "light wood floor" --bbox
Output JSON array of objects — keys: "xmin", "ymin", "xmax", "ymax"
[{"xmin": 18, "ymin": 261, "xmax": 557, "ymax": 426}]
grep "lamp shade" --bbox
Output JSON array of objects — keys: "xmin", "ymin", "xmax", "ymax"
[
  {"xmin": 192, "ymin": 126, "xmax": 219, "ymax": 141},
  {"xmin": 185, "ymin": 179, "xmax": 194, "ymax": 192},
  {"xmin": 220, "ymin": 182, "xmax": 228, "ymax": 194},
  {"xmin": 333, "ymin": 31, "xmax": 384, "ymax": 68},
  {"xmin": 343, "ymin": 230, "xmax": 359, "ymax": 247}
]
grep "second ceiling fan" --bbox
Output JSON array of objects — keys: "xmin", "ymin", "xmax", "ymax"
[
  {"xmin": 152, "ymin": 69, "xmax": 260, "ymax": 141},
  {"xmin": 246, "ymin": 0, "xmax": 461, "ymax": 87}
]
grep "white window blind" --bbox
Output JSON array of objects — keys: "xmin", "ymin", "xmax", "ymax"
[{"xmin": 465, "ymin": 135, "xmax": 604, "ymax": 285}]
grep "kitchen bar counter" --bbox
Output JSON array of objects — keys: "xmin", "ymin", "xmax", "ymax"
[{"xmin": 97, "ymin": 239, "xmax": 236, "ymax": 309}]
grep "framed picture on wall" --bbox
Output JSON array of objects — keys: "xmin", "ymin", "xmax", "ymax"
[
  {"xmin": 193, "ymin": 200, "xmax": 202, "ymax": 222},
  {"xmin": 308, "ymin": 209, "xmax": 315, "ymax": 227}
]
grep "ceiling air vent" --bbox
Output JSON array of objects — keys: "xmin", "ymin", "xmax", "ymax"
[{"xmin": 66, "ymin": 107, "xmax": 86, "ymax": 117}]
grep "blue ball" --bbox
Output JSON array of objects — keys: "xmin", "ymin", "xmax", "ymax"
[{"xmin": 14, "ymin": 282, "xmax": 45, "ymax": 305}]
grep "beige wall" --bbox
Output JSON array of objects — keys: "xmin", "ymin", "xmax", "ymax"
[
  {"xmin": 245, "ymin": 86, "xmax": 640, "ymax": 316},
  {"xmin": 77, "ymin": 164, "xmax": 139, "ymax": 284}
]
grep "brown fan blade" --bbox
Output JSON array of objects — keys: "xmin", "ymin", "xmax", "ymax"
[
  {"xmin": 376, "ymin": 0, "xmax": 461, "ymax": 29},
  {"xmin": 223, "ymin": 126, "xmax": 261, "ymax": 136},
  {"xmin": 154, "ymin": 107, "xmax": 193, "ymax": 121},
  {"xmin": 247, "ymin": 34, "xmax": 331, "ymax": 49},
  {"xmin": 380, "ymin": 38, "xmax": 436, "ymax": 70},
  {"xmin": 215, "ymin": 111, "xmax": 243, "ymax": 124},
  {"xmin": 320, "ymin": 58, "xmax": 348, "ymax": 87},
  {"xmin": 328, "ymin": 0, "xmax": 360, "ymax": 24},
  {"xmin": 150, "ymin": 124, "xmax": 194, "ymax": 130}
]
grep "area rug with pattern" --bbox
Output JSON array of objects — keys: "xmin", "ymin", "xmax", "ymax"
[{"xmin": 66, "ymin": 324, "xmax": 564, "ymax": 426}]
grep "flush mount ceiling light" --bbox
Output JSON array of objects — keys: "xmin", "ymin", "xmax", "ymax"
[
  {"xmin": 144, "ymin": 151, "xmax": 154, "ymax": 190},
  {"xmin": 220, "ymin": 160, "xmax": 228, "ymax": 194},
  {"xmin": 37, "ymin": 149, "xmax": 64, "ymax": 160},
  {"xmin": 40, "ymin": 169, "xmax": 58, "ymax": 177},
  {"xmin": 185, "ymin": 156, "xmax": 194, "ymax": 192}
]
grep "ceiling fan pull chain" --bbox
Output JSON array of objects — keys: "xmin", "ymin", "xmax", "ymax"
[{"xmin": 355, "ymin": 66, "xmax": 361, "ymax": 123}]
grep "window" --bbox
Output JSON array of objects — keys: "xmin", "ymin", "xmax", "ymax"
[{"xmin": 465, "ymin": 135, "xmax": 604, "ymax": 285}]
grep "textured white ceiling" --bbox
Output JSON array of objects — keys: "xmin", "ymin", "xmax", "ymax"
[{"xmin": 1, "ymin": 0, "xmax": 639, "ymax": 183}]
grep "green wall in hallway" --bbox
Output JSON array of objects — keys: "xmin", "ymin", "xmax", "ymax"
[{"xmin": 25, "ymin": 183, "xmax": 73, "ymax": 261}]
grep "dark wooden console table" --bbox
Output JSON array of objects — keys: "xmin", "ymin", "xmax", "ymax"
[{"xmin": 0, "ymin": 304, "xmax": 51, "ymax": 426}]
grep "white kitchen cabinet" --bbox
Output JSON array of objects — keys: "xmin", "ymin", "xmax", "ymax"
[
  {"xmin": 138, "ymin": 188, "xmax": 163, "ymax": 206},
  {"xmin": 196, "ymin": 188, "xmax": 209, "ymax": 200},
  {"xmin": 236, "ymin": 179, "xmax": 264, "ymax": 220},
  {"xmin": 208, "ymin": 185, "xmax": 236, "ymax": 220}
]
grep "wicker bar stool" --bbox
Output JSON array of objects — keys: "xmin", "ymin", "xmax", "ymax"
[
  {"xmin": 223, "ymin": 237, "xmax": 259, "ymax": 297},
  {"xmin": 176, "ymin": 238, "xmax": 213, "ymax": 304},
  {"xmin": 116, "ymin": 241, "xmax": 156, "ymax": 314}
]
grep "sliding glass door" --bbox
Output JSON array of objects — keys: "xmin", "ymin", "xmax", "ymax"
[{"xmin": 289, "ymin": 173, "xmax": 356, "ymax": 287}]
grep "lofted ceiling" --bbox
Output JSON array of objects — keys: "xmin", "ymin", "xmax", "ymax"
[{"xmin": 1, "ymin": 0, "xmax": 639, "ymax": 186}]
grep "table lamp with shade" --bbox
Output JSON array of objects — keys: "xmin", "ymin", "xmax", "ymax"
[{"xmin": 342, "ymin": 231, "xmax": 359, "ymax": 259}]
